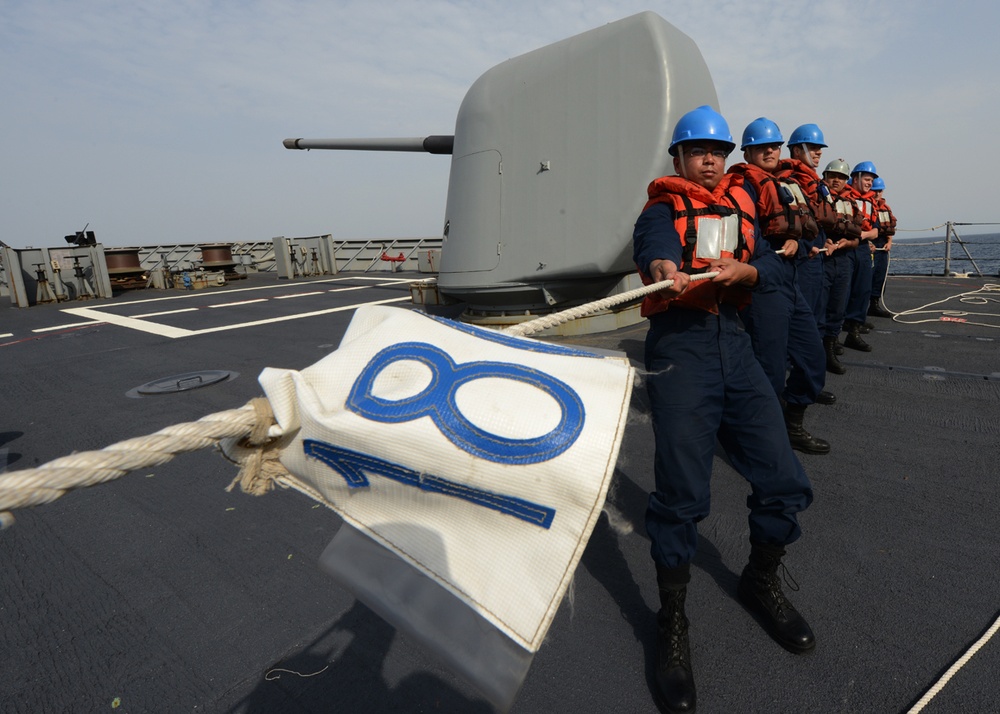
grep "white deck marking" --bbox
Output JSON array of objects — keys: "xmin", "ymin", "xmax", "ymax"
[
  {"xmin": 32, "ymin": 321, "xmax": 105, "ymax": 333},
  {"xmin": 274, "ymin": 291, "xmax": 326, "ymax": 299},
  {"xmin": 131, "ymin": 308, "xmax": 200, "ymax": 318},
  {"xmin": 206, "ymin": 298, "xmax": 269, "ymax": 308},
  {"xmin": 60, "ymin": 295, "xmax": 411, "ymax": 339},
  {"xmin": 61, "ymin": 307, "xmax": 195, "ymax": 338},
  {"xmin": 190, "ymin": 296, "xmax": 410, "ymax": 335},
  {"xmin": 49, "ymin": 276, "xmax": 419, "ymax": 338},
  {"xmin": 96, "ymin": 275, "xmax": 417, "ymax": 307}
]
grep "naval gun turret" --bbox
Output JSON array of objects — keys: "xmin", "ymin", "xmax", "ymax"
[{"xmin": 285, "ymin": 11, "xmax": 718, "ymax": 331}]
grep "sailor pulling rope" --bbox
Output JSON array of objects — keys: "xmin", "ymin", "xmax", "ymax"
[{"xmin": 2, "ymin": 269, "xmax": 996, "ymax": 713}]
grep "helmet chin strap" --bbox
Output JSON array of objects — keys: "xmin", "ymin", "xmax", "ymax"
[{"xmin": 677, "ymin": 145, "xmax": 689, "ymax": 180}]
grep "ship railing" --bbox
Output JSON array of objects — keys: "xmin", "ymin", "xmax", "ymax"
[
  {"xmin": 331, "ymin": 236, "xmax": 443, "ymax": 274},
  {"xmin": 890, "ymin": 221, "xmax": 999, "ymax": 276}
]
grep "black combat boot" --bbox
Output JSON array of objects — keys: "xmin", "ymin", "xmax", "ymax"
[
  {"xmin": 868, "ymin": 296, "xmax": 892, "ymax": 318},
  {"xmin": 823, "ymin": 336, "xmax": 846, "ymax": 374},
  {"xmin": 815, "ymin": 390, "xmax": 836, "ymax": 405},
  {"xmin": 783, "ymin": 402, "xmax": 830, "ymax": 455},
  {"xmin": 655, "ymin": 564, "xmax": 696, "ymax": 713},
  {"xmin": 737, "ymin": 543, "xmax": 815, "ymax": 654},
  {"xmin": 843, "ymin": 321, "xmax": 872, "ymax": 352}
]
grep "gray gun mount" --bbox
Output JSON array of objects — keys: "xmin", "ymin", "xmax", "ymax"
[{"xmin": 285, "ymin": 11, "xmax": 718, "ymax": 317}]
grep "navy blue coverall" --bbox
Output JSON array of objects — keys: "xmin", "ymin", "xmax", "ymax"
[
  {"xmin": 845, "ymin": 241, "xmax": 874, "ymax": 325},
  {"xmin": 741, "ymin": 234, "xmax": 827, "ymax": 407},
  {"xmin": 795, "ymin": 232, "xmax": 827, "ymax": 322},
  {"xmin": 821, "ymin": 245, "xmax": 854, "ymax": 339},
  {"xmin": 633, "ymin": 192, "xmax": 814, "ymax": 570}
]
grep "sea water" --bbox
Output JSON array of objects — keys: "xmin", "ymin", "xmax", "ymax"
[{"xmin": 889, "ymin": 231, "xmax": 1000, "ymax": 277}]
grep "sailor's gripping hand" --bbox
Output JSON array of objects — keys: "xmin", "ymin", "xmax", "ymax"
[
  {"xmin": 708, "ymin": 257, "xmax": 758, "ymax": 287},
  {"xmin": 649, "ymin": 259, "xmax": 690, "ymax": 296}
]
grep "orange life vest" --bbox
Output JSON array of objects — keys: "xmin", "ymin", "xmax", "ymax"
[
  {"xmin": 875, "ymin": 197, "xmax": 897, "ymax": 238},
  {"xmin": 848, "ymin": 186, "xmax": 877, "ymax": 233},
  {"xmin": 814, "ymin": 181, "xmax": 863, "ymax": 242},
  {"xmin": 637, "ymin": 173, "xmax": 756, "ymax": 316},
  {"xmin": 728, "ymin": 162, "xmax": 818, "ymax": 245},
  {"xmin": 775, "ymin": 159, "xmax": 820, "ymax": 204}
]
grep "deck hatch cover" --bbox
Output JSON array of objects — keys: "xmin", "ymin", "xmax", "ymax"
[{"xmin": 129, "ymin": 370, "xmax": 237, "ymax": 397}]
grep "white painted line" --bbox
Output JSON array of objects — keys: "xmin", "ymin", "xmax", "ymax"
[
  {"xmin": 188, "ymin": 296, "xmax": 411, "ymax": 335},
  {"xmin": 61, "ymin": 307, "xmax": 195, "ymax": 338},
  {"xmin": 207, "ymin": 298, "xmax": 269, "ymax": 309},
  {"xmin": 32, "ymin": 321, "xmax": 104, "ymax": 333},
  {"xmin": 98, "ymin": 274, "xmax": 419, "ymax": 307},
  {"xmin": 274, "ymin": 291, "xmax": 326, "ymax": 299},
  {"xmin": 131, "ymin": 308, "xmax": 200, "ymax": 318},
  {"xmin": 59, "ymin": 296, "xmax": 411, "ymax": 339}
]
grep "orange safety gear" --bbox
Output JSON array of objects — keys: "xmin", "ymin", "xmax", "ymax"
[
  {"xmin": 815, "ymin": 182, "xmax": 863, "ymax": 243},
  {"xmin": 848, "ymin": 185, "xmax": 878, "ymax": 233},
  {"xmin": 729, "ymin": 162, "xmax": 818, "ymax": 247},
  {"xmin": 637, "ymin": 173, "xmax": 756, "ymax": 317},
  {"xmin": 775, "ymin": 158, "xmax": 820, "ymax": 203},
  {"xmin": 875, "ymin": 197, "xmax": 897, "ymax": 239}
]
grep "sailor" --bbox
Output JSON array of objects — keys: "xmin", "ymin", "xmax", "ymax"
[
  {"xmin": 633, "ymin": 105, "xmax": 815, "ymax": 714},
  {"xmin": 783, "ymin": 124, "xmax": 828, "ymax": 320},
  {"xmin": 728, "ymin": 117, "xmax": 831, "ymax": 452},
  {"xmin": 868, "ymin": 176, "xmax": 896, "ymax": 317},
  {"xmin": 814, "ymin": 159, "xmax": 863, "ymax": 374},
  {"xmin": 842, "ymin": 161, "xmax": 881, "ymax": 350}
]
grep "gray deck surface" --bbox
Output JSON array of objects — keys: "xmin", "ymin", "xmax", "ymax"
[{"xmin": 1, "ymin": 272, "xmax": 998, "ymax": 713}]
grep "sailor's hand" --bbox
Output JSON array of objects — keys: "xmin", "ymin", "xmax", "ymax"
[
  {"xmin": 708, "ymin": 257, "xmax": 758, "ymax": 287},
  {"xmin": 649, "ymin": 259, "xmax": 689, "ymax": 295},
  {"xmin": 808, "ymin": 246, "xmax": 821, "ymax": 259},
  {"xmin": 781, "ymin": 239, "xmax": 798, "ymax": 258},
  {"xmin": 824, "ymin": 239, "xmax": 838, "ymax": 253}
]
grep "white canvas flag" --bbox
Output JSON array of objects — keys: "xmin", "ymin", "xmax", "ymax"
[{"xmin": 258, "ymin": 305, "xmax": 634, "ymax": 706}]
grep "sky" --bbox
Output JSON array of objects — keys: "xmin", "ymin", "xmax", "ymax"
[{"xmin": 3, "ymin": 1, "xmax": 999, "ymax": 251}]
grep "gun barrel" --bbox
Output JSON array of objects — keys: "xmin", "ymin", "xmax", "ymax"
[{"xmin": 282, "ymin": 135, "xmax": 454, "ymax": 154}]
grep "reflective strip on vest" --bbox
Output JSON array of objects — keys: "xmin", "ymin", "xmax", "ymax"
[{"xmin": 694, "ymin": 214, "xmax": 739, "ymax": 260}]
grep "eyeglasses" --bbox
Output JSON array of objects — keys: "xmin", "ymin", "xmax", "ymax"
[{"xmin": 684, "ymin": 147, "xmax": 730, "ymax": 159}]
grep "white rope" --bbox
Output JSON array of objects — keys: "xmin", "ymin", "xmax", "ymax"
[
  {"xmin": 502, "ymin": 272, "xmax": 719, "ymax": 337},
  {"xmin": 888, "ymin": 283, "xmax": 1000, "ymax": 329},
  {"xmin": 0, "ymin": 269, "xmax": 723, "ymax": 524},
  {"xmin": 895, "ymin": 223, "xmax": 948, "ymax": 233},
  {"xmin": 0, "ymin": 401, "xmax": 268, "ymax": 529},
  {"xmin": 907, "ymin": 611, "xmax": 1000, "ymax": 713}
]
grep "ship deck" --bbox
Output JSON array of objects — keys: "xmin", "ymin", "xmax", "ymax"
[{"xmin": 2, "ymin": 272, "xmax": 999, "ymax": 713}]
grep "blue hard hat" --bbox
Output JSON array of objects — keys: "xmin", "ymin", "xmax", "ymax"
[
  {"xmin": 669, "ymin": 105, "xmax": 736, "ymax": 157},
  {"xmin": 851, "ymin": 160, "xmax": 879, "ymax": 178},
  {"xmin": 740, "ymin": 117, "xmax": 784, "ymax": 149},
  {"xmin": 872, "ymin": 177, "xmax": 886, "ymax": 191},
  {"xmin": 787, "ymin": 123, "xmax": 827, "ymax": 148}
]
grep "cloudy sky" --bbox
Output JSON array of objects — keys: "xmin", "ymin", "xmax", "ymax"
[{"xmin": 3, "ymin": 1, "xmax": 998, "ymax": 251}]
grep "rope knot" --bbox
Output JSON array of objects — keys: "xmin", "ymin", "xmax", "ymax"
[{"xmin": 223, "ymin": 397, "xmax": 293, "ymax": 497}]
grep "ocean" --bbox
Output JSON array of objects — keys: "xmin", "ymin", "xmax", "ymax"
[{"xmin": 888, "ymin": 230, "xmax": 1000, "ymax": 277}]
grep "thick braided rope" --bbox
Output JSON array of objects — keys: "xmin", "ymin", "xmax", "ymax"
[
  {"xmin": 907, "ymin": 610, "xmax": 1000, "ymax": 713},
  {"xmin": 0, "ymin": 273, "xmax": 712, "ymax": 526},
  {"xmin": 502, "ymin": 272, "xmax": 718, "ymax": 337},
  {"xmin": 0, "ymin": 399, "xmax": 273, "ymax": 529}
]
